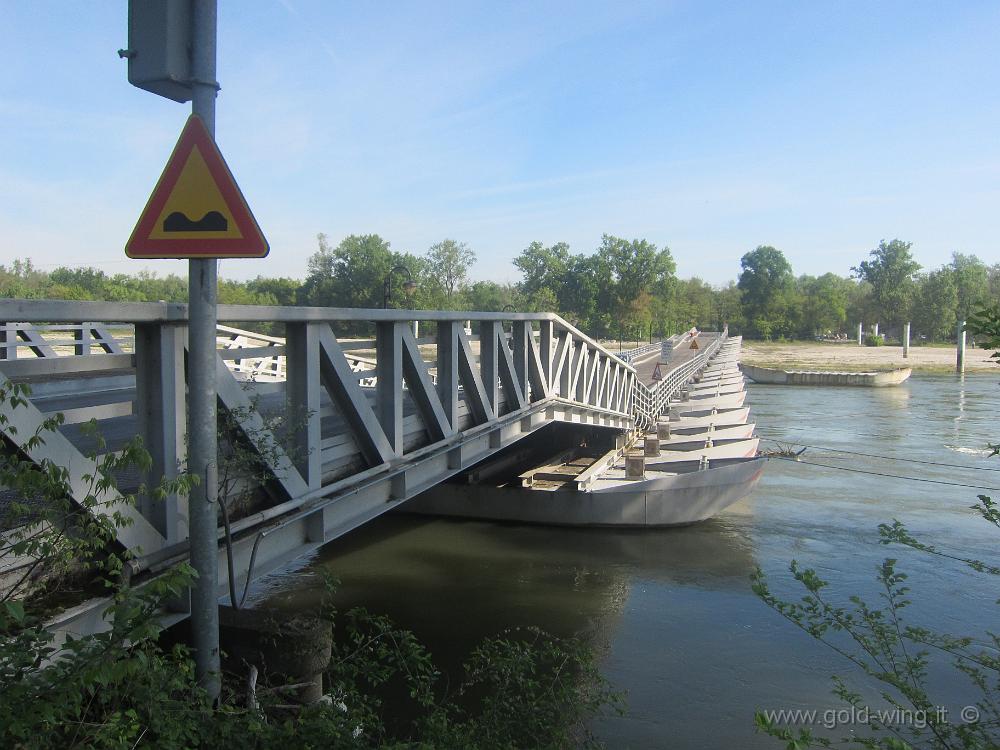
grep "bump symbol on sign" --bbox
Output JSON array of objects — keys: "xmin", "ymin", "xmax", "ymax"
[{"xmin": 163, "ymin": 211, "xmax": 227, "ymax": 232}]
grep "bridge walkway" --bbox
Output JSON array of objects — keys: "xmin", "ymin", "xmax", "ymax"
[{"xmin": 629, "ymin": 332, "xmax": 721, "ymax": 385}]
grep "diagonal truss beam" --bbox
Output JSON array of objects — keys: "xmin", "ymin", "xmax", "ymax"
[
  {"xmin": 376, "ymin": 322, "xmax": 453, "ymax": 453},
  {"xmin": 0, "ymin": 371, "xmax": 166, "ymax": 556},
  {"xmin": 479, "ymin": 321, "xmax": 526, "ymax": 415},
  {"xmin": 399, "ymin": 324, "xmax": 452, "ymax": 443},
  {"xmin": 554, "ymin": 331, "xmax": 573, "ymax": 398},
  {"xmin": 512, "ymin": 321, "xmax": 549, "ymax": 402},
  {"xmin": 437, "ymin": 321, "xmax": 494, "ymax": 427},
  {"xmin": 215, "ymin": 357, "xmax": 310, "ymax": 500},
  {"xmin": 318, "ymin": 326, "xmax": 395, "ymax": 466}
]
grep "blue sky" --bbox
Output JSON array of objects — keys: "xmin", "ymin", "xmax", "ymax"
[{"xmin": 1, "ymin": 1, "xmax": 998, "ymax": 285}]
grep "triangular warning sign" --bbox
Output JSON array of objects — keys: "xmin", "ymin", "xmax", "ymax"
[
  {"xmin": 651, "ymin": 362, "xmax": 663, "ymax": 381},
  {"xmin": 126, "ymin": 115, "xmax": 268, "ymax": 259},
  {"xmin": 689, "ymin": 338, "xmax": 700, "ymax": 349}
]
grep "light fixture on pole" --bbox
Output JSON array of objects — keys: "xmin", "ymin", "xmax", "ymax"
[{"xmin": 383, "ymin": 265, "xmax": 417, "ymax": 309}]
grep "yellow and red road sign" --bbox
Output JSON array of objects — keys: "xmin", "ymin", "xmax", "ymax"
[{"xmin": 126, "ymin": 114, "xmax": 268, "ymax": 258}]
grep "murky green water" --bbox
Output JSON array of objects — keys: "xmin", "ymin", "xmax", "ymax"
[{"xmin": 251, "ymin": 372, "xmax": 1000, "ymax": 748}]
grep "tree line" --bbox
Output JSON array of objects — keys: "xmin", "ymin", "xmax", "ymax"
[{"xmin": 2, "ymin": 235, "xmax": 996, "ymax": 341}]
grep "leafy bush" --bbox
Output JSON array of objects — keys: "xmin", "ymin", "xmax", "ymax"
[{"xmin": 864, "ymin": 334, "xmax": 884, "ymax": 347}]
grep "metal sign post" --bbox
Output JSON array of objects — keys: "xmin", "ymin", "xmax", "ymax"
[
  {"xmin": 124, "ymin": 0, "xmax": 270, "ymax": 701},
  {"xmin": 187, "ymin": 0, "xmax": 221, "ymax": 701}
]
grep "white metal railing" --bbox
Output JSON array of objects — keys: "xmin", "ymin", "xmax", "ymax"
[
  {"xmin": 217, "ymin": 324, "xmax": 378, "ymax": 385},
  {"xmin": 618, "ymin": 333, "xmax": 688, "ymax": 364},
  {"xmin": 618, "ymin": 342, "xmax": 659, "ymax": 364},
  {"xmin": 0, "ymin": 322, "xmax": 127, "ymax": 358}
]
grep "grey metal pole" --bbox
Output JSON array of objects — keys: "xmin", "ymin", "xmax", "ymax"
[
  {"xmin": 903, "ymin": 322, "xmax": 910, "ymax": 359},
  {"xmin": 957, "ymin": 319, "xmax": 966, "ymax": 374},
  {"xmin": 857, "ymin": 322, "xmax": 863, "ymax": 346},
  {"xmin": 188, "ymin": 0, "xmax": 221, "ymax": 701}
]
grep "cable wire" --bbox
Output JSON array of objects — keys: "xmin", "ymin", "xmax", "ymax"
[
  {"xmin": 760, "ymin": 435, "xmax": 1000, "ymax": 472},
  {"xmin": 766, "ymin": 423, "xmax": 996, "ymax": 444},
  {"xmin": 772, "ymin": 455, "xmax": 1000, "ymax": 492}
]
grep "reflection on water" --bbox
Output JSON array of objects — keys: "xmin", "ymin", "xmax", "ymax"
[{"xmin": 251, "ymin": 372, "xmax": 1000, "ymax": 749}]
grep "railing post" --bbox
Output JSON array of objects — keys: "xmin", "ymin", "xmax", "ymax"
[
  {"xmin": 479, "ymin": 320, "xmax": 501, "ymax": 413},
  {"xmin": 134, "ymin": 322, "xmax": 188, "ymax": 543},
  {"xmin": 437, "ymin": 321, "xmax": 460, "ymax": 430},
  {"xmin": 539, "ymin": 321, "xmax": 553, "ymax": 390},
  {"xmin": 285, "ymin": 323, "xmax": 322, "ymax": 489},
  {"xmin": 512, "ymin": 321, "xmax": 530, "ymax": 402},
  {"xmin": 376, "ymin": 322, "xmax": 404, "ymax": 454},
  {"xmin": 575, "ymin": 344, "xmax": 589, "ymax": 403},
  {"xmin": 73, "ymin": 322, "xmax": 89, "ymax": 356},
  {"xmin": 0, "ymin": 322, "xmax": 9, "ymax": 360},
  {"xmin": 561, "ymin": 340, "xmax": 577, "ymax": 398}
]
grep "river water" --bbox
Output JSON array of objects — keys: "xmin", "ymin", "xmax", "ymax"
[{"xmin": 250, "ymin": 372, "xmax": 1000, "ymax": 748}]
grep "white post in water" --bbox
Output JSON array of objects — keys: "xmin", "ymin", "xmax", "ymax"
[
  {"xmin": 957, "ymin": 319, "xmax": 966, "ymax": 373},
  {"xmin": 903, "ymin": 322, "xmax": 910, "ymax": 359},
  {"xmin": 857, "ymin": 322, "xmax": 863, "ymax": 346}
]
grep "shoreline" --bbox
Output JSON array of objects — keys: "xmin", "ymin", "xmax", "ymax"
[{"xmin": 740, "ymin": 341, "xmax": 997, "ymax": 373}]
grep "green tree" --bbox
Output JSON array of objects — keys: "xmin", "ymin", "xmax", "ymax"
[
  {"xmin": 737, "ymin": 246, "xmax": 795, "ymax": 339},
  {"xmin": 426, "ymin": 239, "xmax": 476, "ymax": 303},
  {"xmin": 597, "ymin": 235, "xmax": 676, "ymax": 340},
  {"xmin": 988, "ymin": 264, "xmax": 1000, "ymax": 300},
  {"xmin": 301, "ymin": 233, "xmax": 409, "ymax": 310},
  {"xmin": 246, "ymin": 275, "xmax": 301, "ymax": 306},
  {"xmin": 714, "ymin": 281, "xmax": 746, "ymax": 334},
  {"xmin": 913, "ymin": 269, "xmax": 958, "ymax": 341},
  {"xmin": 845, "ymin": 279, "xmax": 877, "ymax": 334},
  {"xmin": 464, "ymin": 280, "xmax": 517, "ymax": 311},
  {"xmin": 950, "ymin": 253, "xmax": 990, "ymax": 322},
  {"xmin": 563, "ymin": 254, "xmax": 606, "ymax": 330},
  {"xmin": 851, "ymin": 239, "xmax": 921, "ymax": 330},
  {"xmin": 671, "ymin": 277, "xmax": 716, "ymax": 331},
  {"xmin": 513, "ymin": 241, "xmax": 571, "ymax": 300},
  {"xmin": 799, "ymin": 273, "xmax": 851, "ymax": 337},
  {"xmin": 510, "ymin": 249, "xmax": 590, "ymax": 328}
]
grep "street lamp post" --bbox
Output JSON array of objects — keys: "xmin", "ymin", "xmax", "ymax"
[{"xmin": 383, "ymin": 265, "xmax": 417, "ymax": 309}]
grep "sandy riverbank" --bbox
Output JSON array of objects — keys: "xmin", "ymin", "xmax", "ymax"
[{"xmin": 740, "ymin": 341, "xmax": 997, "ymax": 372}]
